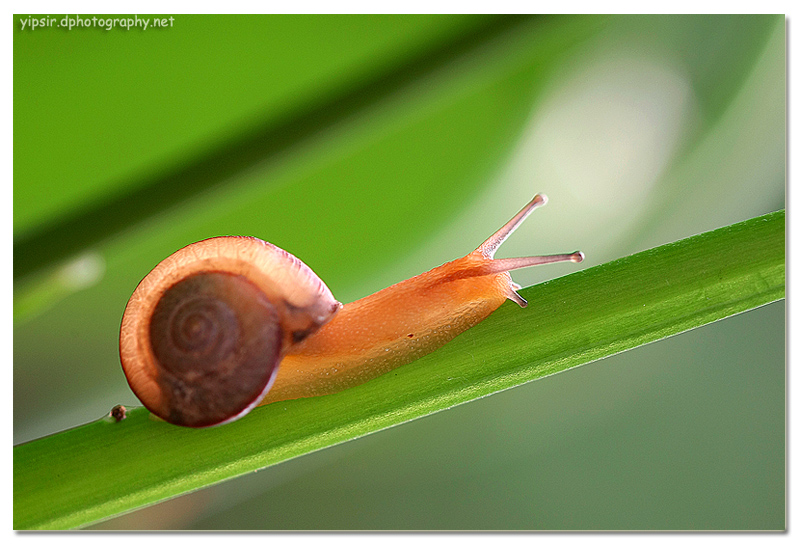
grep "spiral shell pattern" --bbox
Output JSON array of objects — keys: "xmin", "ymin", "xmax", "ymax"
[
  {"xmin": 119, "ymin": 236, "xmax": 341, "ymax": 427},
  {"xmin": 147, "ymin": 271, "xmax": 281, "ymax": 427}
]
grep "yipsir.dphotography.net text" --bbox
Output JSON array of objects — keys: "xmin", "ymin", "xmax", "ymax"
[{"xmin": 19, "ymin": 14, "xmax": 175, "ymax": 31}]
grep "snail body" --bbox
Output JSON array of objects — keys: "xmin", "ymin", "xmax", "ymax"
[{"xmin": 120, "ymin": 194, "xmax": 583, "ymax": 427}]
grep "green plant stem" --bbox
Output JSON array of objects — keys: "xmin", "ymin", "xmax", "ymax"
[{"xmin": 14, "ymin": 210, "xmax": 785, "ymax": 530}]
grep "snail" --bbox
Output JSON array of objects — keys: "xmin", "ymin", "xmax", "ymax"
[{"xmin": 120, "ymin": 194, "xmax": 583, "ymax": 427}]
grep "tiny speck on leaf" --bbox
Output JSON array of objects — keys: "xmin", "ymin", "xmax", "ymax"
[{"xmin": 110, "ymin": 405, "xmax": 127, "ymax": 422}]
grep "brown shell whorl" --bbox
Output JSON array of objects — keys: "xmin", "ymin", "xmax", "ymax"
[
  {"xmin": 147, "ymin": 272, "xmax": 281, "ymax": 427},
  {"xmin": 119, "ymin": 236, "xmax": 341, "ymax": 427}
]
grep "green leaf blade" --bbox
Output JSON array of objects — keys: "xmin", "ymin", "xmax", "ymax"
[{"xmin": 13, "ymin": 210, "xmax": 785, "ymax": 530}]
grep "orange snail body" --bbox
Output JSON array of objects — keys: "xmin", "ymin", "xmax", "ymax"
[{"xmin": 119, "ymin": 194, "xmax": 583, "ymax": 427}]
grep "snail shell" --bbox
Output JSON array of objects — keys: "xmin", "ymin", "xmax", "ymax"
[{"xmin": 119, "ymin": 236, "xmax": 341, "ymax": 428}]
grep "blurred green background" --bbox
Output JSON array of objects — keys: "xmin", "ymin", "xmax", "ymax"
[{"xmin": 14, "ymin": 14, "xmax": 784, "ymax": 529}]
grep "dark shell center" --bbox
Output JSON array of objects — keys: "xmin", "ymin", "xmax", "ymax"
[{"xmin": 148, "ymin": 271, "xmax": 282, "ymax": 427}]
